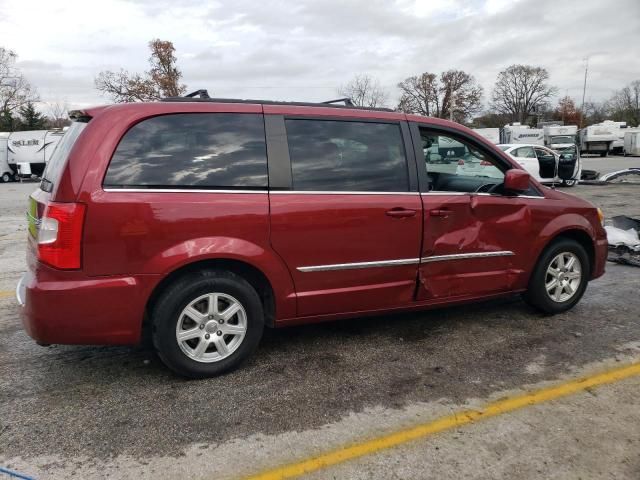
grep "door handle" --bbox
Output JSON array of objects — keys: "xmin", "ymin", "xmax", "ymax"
[
  {"xmin": 386, "ymin": 208, "xmax": 417, "ymax": 218},
  {"xmin": 429, "ymin": 209, "xmax": 451, "ymax": 217}
]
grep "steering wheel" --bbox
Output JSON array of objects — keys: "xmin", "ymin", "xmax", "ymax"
[{"xmin": 475, "ymin": 182, "xmax": 500, "ymax": 193}]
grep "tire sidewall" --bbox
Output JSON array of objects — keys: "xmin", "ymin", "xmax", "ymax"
[
  {"xmin": 153, "ymin": 272, "xmax": 264, "ymax": 378},
  {"xmin": 527, "ymin": 239, "xmax": 590, "ymax": 314}
]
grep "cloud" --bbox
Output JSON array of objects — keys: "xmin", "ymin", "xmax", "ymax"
[{"xmin": 1, "ymin": 0, "xmax": 639, "ymax": 111}]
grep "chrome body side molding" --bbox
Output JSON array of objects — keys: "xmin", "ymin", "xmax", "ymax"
[{"xmin": 297, "ymin": 251, "xmax": 515, "ymax": 272}]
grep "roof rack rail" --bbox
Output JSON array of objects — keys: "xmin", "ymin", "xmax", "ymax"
[
  {"xmin": 321, "ymin": 97, "xmax": 354, "ymax": 107},
  {"xmin": 160, "ymin": 93, "xmax": 393, "ymax": 112},
  {"xmin": 184, "ymin": 89, "xmax": 210, "ymax": 99}
]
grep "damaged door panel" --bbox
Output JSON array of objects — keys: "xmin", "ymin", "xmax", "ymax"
[{"xmin": 418, "ymin": 193, "xmax": 531, "ymax": 299}]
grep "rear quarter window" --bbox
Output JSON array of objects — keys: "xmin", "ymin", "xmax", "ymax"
[
  {"xmin": 41, "ymin": 121, "xmax": 87, "ymax": 192},
  {"xmin": 103, "ymin": 113, "xmax": 268, "ymax": 189}
]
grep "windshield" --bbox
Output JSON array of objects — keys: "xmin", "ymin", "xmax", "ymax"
[
  {"xmin": 550, "ymin": 135, "xmax": 574, "ymax": 144},
  {"xmin": 41, "ymin": 121, "xmax": 88, "ymax": 192}
]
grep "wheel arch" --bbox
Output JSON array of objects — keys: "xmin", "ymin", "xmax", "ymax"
[
  {"xmin": 145, "ymin": 258, "xmax": 278, "ymax": 330},
  {"xmin": 532, "ymin": 227, "xmax": 596, "ymax": 282}
]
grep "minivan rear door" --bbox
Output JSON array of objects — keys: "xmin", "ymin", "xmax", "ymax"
[{"xmin": 266, "ymin": 112, "xmax": 422, "ymax": 317}]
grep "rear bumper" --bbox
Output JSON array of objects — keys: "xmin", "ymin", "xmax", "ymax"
[{"xmin": 18, "ymin": 262, "xmax": 160, "ymax": 345}]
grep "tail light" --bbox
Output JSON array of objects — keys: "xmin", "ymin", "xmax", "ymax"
[
  {"xmin": 457, "ymin": 159, "xmax": 465, "ymax": 165},
  {"xmin": 37, "ymin": 202, "xmax": 86, "ymax": 270},
  {"xmin": 480, "ymin": 160, "xmax": 492, "ymax": 166}
]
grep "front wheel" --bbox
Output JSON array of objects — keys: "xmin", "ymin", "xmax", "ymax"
[
  {"xmin": 523, "ymin": 239, "xmax": 590, "ymax": 314},
  {"xmin": 1, "ymin": 172, "xmax": 10, "ymax": 183},
  {"xmin": 152, "ymin": 270, "xmax": 264, "ymax": 378}
]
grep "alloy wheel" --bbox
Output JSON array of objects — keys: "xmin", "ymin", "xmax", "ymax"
[
  {"xmin": 175, "ymin": 292, "xmax": 247, "ymax": 363},
  {"xmin": 545, "ymin": 252, "xmax": 582, "ymax": 303}
]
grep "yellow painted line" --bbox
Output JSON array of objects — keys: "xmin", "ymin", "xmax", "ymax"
[
  {"xmin": 244, "ymin": 361, "xmax": 640, "ymax": 480},
  {"xmin": 0, "ymin": 290, "xmax": 14, "ymax": 299}
]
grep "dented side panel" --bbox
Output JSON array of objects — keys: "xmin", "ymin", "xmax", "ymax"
[{"xmin": 418, "ymin": 193, "xmax": 532, "ymax": 299}]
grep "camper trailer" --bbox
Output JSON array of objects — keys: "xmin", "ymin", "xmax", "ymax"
[
  {"xmin": 579, "ymin": 123, "xmax": 617, "ymax": 156},
  {"xmin": 543, "ymin": 125, "xmax": 578, "ymax": 150},
  {"xmin": 596, "ymin": 120, "xmax": 628, "ymax": 154},
  {"xmin": 472, "ymin": 128, "xmax": 500, "ymax": 144},
  {"xmin": 502, "ymin": 123, "xmax": 544, "ymax": 145},
  {"xmin": 6, "ymin": 130, "xmax": 64, "ymax": 179},
  {"xmin": 0, "ymin": 132, "xmax": 12, "ymax": 182},
  {"xmin": 624, "ymin": 130, "xmax": 640, "ymax": 156}
]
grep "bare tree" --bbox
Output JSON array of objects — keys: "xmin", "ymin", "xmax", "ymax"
[
  {"xmin": 95, "ymin": 39, "xmax": 186, "ymax": 102},
  {"xmin": 582, "ymin": 100, "xmax": 610, "ymax": 125},
  {"xmin": 397, "ymin": 72, "xmax": 439, "ymax": 117},
  {"xmin": 0, "ymin": 47, "xmax": 39, "ymax": 120},
  {"xmin": 396, "ymin": 69, "xmax": 483, "ymax": 123},
  {"xmin": 491, "ymin": 65, "xmax": 556, "ymax": 124},
  {"xmin": 337, "ymin": 74, "xmax": 388, "ymax": 108},
  {"xmin": 608, "ymin": 80, "xmax": 640, "ymax": 126},
  {"xmin": 47, "ymin": 100, "xmax": 71, "ymax": 129}
]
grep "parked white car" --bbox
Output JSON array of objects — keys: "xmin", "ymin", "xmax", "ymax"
[{"xmin": 498, "ymin": 144, "xmax": 581, "ymax": 187}]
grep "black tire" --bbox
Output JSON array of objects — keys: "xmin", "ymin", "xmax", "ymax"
[
  {"xmin": 152, "ymin": 270, "xmax": 264, "ymax": 378},
  {"xmin": 600, "ymin": 151, "xmax": 607, "ymax": 157},
  {"xmin": 523, "ymin": 239, "xmax": 590, "ymax": 314},
  {"xmin": 1, "ymin": 172, "xmax": 10, "ymax": 183},
  {"xmin": 561, "ymin": 179, "xmax": 577, "ymax": 187}
]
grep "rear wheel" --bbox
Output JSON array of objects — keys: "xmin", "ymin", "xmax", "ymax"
[
  {"xmin": 600, "ymin": 151, "xmax": 607, "ymax": 157},
  {"xmin": 561, "ymin": 179, "xmax": 577, "ymax": 187},
  {"xmin": 152, "ymin": 270, "xmax": 264, "ymax": 378},
  {"xmin": 523, "ymin": 239, "xmax": 589, "ymax": 314}
]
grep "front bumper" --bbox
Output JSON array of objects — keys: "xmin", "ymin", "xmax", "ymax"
[
  {"xmin": 592, "ymin": 238, "xmax": 608, "ymax": 280},
  {"xmin": 18, "ymin": 262, "xmax": 159, "ymax": 345}
]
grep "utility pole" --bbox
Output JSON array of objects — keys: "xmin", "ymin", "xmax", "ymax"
[{"xmin": 580, "ymin": 56, "xmax": 589, "ymax": 127}]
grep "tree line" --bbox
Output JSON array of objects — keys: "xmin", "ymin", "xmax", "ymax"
[
  {"xmin": 91, "ymin": 41, "xmax": 640, "ymax": 128},
  {"xmin": 2, "ymin": 40, "xmax": 639, "ymax": 132},
  {"xmin": 0, "ymin": 47, "xmax": 69, "ymax": 131}
]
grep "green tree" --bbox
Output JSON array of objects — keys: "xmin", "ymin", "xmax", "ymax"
[
  {"xmin": 17, "ymin": 101, "xmax": 47, "ymax": 130},
  {"xmin": 0, "ymin": 107, "xmax": 17, "ymax": 131}
]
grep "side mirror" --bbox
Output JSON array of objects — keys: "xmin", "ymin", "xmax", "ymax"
[{"xmin": 504, "ymin": 169, "xmax": 530, "ymax": 193}]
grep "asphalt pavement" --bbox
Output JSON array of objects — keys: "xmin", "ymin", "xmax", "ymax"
[{"xmin": 1, "ymin": 157, "xmax": 639, "ymax": 479}]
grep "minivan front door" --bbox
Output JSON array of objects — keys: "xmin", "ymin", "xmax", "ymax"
[
  {"xmin": 411, "ymin": 123, "xmax": 530, "ymax": 300},
  {"xmin": 268, "ymin": 115, "xmax": 422, "ymax": 317}
]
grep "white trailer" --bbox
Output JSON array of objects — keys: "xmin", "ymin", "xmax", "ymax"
[
  {"xmin": 0, "ymin": 132, "xmax": 12, "ymax": 182},
  {"xmin": 579, "ymin": 124, "xmax": 617, "ymax": 157},
  {"xmin": 543, "ymin": 125, "xmax": 578, "ymax": 150},
  {"xmin": 472, "ymin": 128, "xmax": 500, "ymax": 144},
  {"xmin": 7, "ymin": 130, "xmax": 64, "ymax": 179},
  {"xmin": 624, "ymin": 130, "xmax": 640, "ymax": 156},
  {"xmin": 503, "ymin": 123, "xmax": 544, "ymax": 145},
  {"xmin": 598, "ymin": 120, "xmax": 628, "ymax": 154}
]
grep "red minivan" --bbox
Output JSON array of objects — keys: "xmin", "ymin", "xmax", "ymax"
[{"xmin": 17, "ymin": 93, "xmax": 608, "ymax": 377}]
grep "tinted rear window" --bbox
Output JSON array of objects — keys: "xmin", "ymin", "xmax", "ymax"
[
  {"xmin": 41, "ymin": 121, "xmax": 87, "ymax": 192},
  {"xmin": 285, "ymin": 119, "xmax": 408, "ymax": 192},
  {"xmin": 104, "ymin": 113, "xmax": 267, "ymax": 189}
]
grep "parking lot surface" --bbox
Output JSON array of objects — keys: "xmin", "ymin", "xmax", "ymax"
[{"xmin": 1, "ymin": 155, "xmax": 640, "ymax": 479}]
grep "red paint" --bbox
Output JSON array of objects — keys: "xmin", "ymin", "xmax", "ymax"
[{"xmin": 19, "ymin": 101, "xmax": 608, "ymax": 346}]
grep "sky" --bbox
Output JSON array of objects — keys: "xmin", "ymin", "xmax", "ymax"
[{"xmin": 1, "ymin": 0, "xmax": 639, "ymax": 114}]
